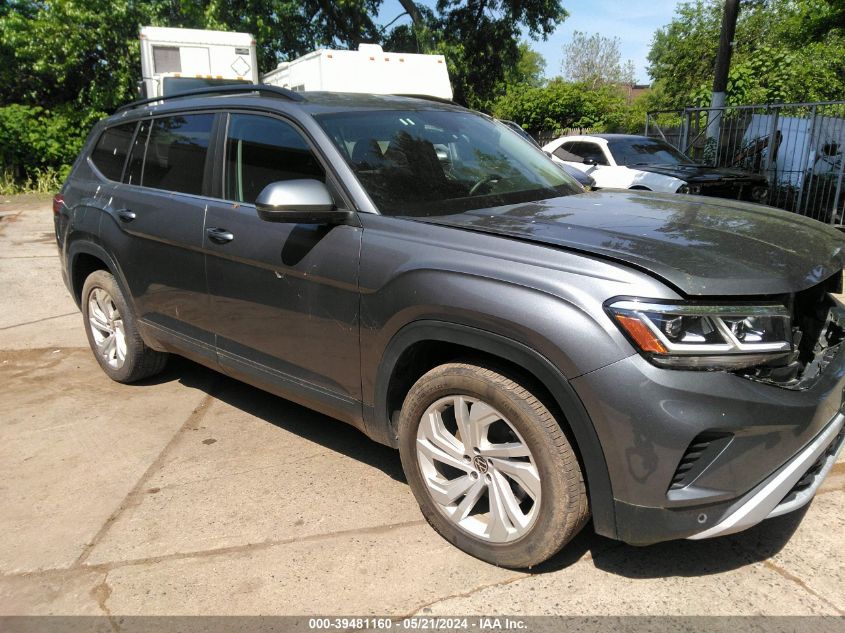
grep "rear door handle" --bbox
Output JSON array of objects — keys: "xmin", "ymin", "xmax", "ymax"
[
  {"xmin": 206, "ymin": 227, "xmax": 235, "ymax": 244},
  {"xmin": 116, "ymin": 209, "xmax": 136, "ymax": 222}
]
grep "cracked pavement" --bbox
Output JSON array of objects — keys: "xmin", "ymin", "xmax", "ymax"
[{"xmin": 0, "ymin": 195, "xmax": 843, "ymax": 617}]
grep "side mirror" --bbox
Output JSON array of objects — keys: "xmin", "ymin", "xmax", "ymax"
[
  {"xmin": 254, "ymin": 179, "xmax": 352, "ymax": 224},
  {"xmin": 583, "ymin": 157, "xmax": 598, "ymax": 166},
  {"xmin": 136, "ymin": 81, "xmax": 148, "ymax": 99}
]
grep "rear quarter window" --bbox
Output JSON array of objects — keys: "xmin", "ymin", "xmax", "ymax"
[{"xmin": 90, "ymin": 122, "xmax": 137, "ymax": 181}]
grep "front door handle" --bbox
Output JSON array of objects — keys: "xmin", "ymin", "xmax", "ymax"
[
  {"xmin": 116, "ymin": 209, "xmax": 136, "ymax": 222},
  {"xmin": 206, "ymin": 227, "xmax": 235, "ymax": 244}
]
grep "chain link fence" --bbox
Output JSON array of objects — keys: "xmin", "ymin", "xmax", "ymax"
[{"xmin": 646, "ymin": 101, "xmax": 845, "ymax": 225}]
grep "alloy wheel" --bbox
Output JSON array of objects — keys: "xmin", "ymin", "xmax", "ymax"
[
  {"xmin": 415, "ymin": 395, "xmax": 541, "ymax": 543},
  {"xmin": 87, "ymin": 287, "xmax": 127, "ymax": 370}
]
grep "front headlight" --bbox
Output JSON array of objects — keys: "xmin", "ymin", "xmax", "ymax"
[
  {"xmin": 606, "ymin": 299, "xmax": 792, "ymax": 370},
  {"xmin": 676, "ymin": 183, "xmax": 701, "ymax": 195}
]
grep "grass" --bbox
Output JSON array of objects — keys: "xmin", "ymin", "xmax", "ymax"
[{"xmin": 0, "ymin": 168, "xmax": 66, "ymax": 195}]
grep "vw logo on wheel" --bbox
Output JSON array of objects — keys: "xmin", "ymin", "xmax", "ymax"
[{"xmin": 473, "ymin": 455, "xmax": 489, "ymax": 474}]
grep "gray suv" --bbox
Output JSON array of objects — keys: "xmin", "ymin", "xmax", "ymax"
[{"xmin": 55, "ymin": 86, "xmax": 845, "ymax": 568}]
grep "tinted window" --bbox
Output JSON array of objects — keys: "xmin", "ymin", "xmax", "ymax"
[
  {"xmin": 224, "ymin": 114, "xmax": 324, "ymax": 204},
  {"xmin": 317, "ymin": 110, "xmax": 580, "ymax": 217},
  {"xmin": 162, "ymin": 77, "xmax": 250, "ymax": 97},
  {"xmin": 90, "ymin": 122, "xmax": 137, "ymax": 181},
  {"xmin": 563, "ymin": 142, "xmax": 608, "ymax": 166},
  {"xmin": 553, "ymin": 143, "xmax": 583, "ymax": 162},
  {"xmin": 606, "ymin": 137, "xmax": 694, "ymax": 166},
  {"xmin": 142, "ymin": 114, "xmax": 213, "ymax": 195}
]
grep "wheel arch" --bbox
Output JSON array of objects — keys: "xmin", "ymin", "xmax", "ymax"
[
  {"xmin": 370, "ymin": 320, "xmax": 617, "ymax": 538},
  {"xmin": 67, "ymin": 240, "xmax": 134, "ymax": 312}
]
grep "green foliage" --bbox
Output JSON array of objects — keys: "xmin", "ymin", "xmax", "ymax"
[
  {"xmin": 0, "ymin": 104, "xmax": 102, "ymax": 182},
  {"xmin": 491, "ymin": 81, "xmax": 628, "ymax": 135},
  {"xmin": 502, "ymin": 42, "xmax": 547, "ymax": 88},
  {"xmin": 615, "ymin": 93, "xmax": 654, "ymax": 135},
  {"xmin": 0, "ymin": 167, "xmax": 67, "ymax": 195},
  {"xmin": 648, "ymin": 0, "xmax": 845, "ymax": 109},
  {"xmin": 0, "ymin": 0, "xmax": 386, "ymax": 113},
  {"xmin": 0, "ymin": 0, "xmax": 569, "ymax": 188}
]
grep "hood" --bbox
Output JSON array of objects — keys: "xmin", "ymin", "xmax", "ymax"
[
  {"xmin": 633, "ymin": 163, "xmax": 767, "ymax": 184},
  {"xmin": 415, "ymin": 190, "xmax": 845, "ymax": 296}
]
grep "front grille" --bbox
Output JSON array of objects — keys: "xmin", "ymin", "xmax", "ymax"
[{"xmin": 669, "ymin": 432, "xmax": 733, "ymax": 490}]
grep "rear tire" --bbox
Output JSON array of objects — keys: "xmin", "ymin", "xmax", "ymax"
[
  {"xmin": 81, "ymin": 270, "xmax": 168, "ymax": 383},
  {"xmin": 398, "ymin": 362, "xmax": 589, "ymax": 568}
]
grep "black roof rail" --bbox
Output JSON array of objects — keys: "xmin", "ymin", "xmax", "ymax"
[{"xmin": 115, "ymin": 83, "xmax": 306, "ymax": 114}]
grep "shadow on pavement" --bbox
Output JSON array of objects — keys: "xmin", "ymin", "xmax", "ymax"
[
  {"xmin": 137, "ymin": 355, "xmax": 811, "ymax": 577},
  {"xmin": 139, "ymin": 355, "xmax": 407, "ymax": 484},
  {"xmin": 535, "ymin": 496, "xmax": 809, "ymax": 576}
]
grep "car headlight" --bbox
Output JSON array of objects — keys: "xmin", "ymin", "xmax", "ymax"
[
  {"xmin": 676, "ymin": 183, "xmax": 700, "ymax": 195},
  {"xmin": 675, "ymin": 183, "xmax": 701, "ymax": 196},
  {"xmin": 751, "ymin": 185, "xmax": 769, "ymax": 202},
  {"xmin": 606, "ymin": 299, "xmax": 792, "ymax": 370}
]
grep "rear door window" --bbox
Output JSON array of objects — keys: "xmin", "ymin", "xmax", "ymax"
[
  {"xmin": 90, "ymin": 122, "xmax": 137, "ymax": 181},
  {"xmin": 141, "ymin": 114, "xmax": 214, "ymax": 195},
  {"xmin": 224, "ymin": 113, "xmax": 324, "ymax": 204}
]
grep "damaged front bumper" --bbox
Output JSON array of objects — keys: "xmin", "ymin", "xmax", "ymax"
[{"xmin": 688, "ymin": 411, "xmax": 845, "ymax": 539}]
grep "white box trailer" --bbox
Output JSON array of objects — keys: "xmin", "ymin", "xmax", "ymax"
[
  {"xmin": 139, "ymin": 26, "xmax": 258, "ymax": 98},
  {"xmin": 742, "ymin": 114, "xmax": 845, "ymax": 186},
  {"xmin": 261, "ymin": 44, "xmax": 453, "ymax": 100}
]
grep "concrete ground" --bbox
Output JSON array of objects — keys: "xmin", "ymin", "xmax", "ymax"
[{"xmin": 0, "ymin": 195, "xmax": 843, "ymax": 618}]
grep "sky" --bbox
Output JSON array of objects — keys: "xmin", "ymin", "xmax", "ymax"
[{"xmin": 375, "ymin": 0, "xmax": 684, "ymax": 84}]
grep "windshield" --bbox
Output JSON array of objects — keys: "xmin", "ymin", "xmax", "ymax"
[
  {"xmin": 607, "ymin": 137, "xmax": 695, "ymax": 166},
  {"xmin": 316, "ymin": 110, "xmax": 581, "ymax": 217}
]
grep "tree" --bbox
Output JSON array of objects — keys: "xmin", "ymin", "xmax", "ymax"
[
  {"xmin": 0, "ymin": 0, "xmax": 386, "ymax": 112},
  {"xmin": 0, "ymin": 0, "xmax": 569, "ymax": 181},
  {"xmin": 503, "ymin": 42, "xmax": 547, "ymax": 88},
  {"xmin": 0, "ymin": 0, "xmax": 389, "ymax": 181},
  {"xmin": 492, "ymin": 80, "xmax": 628, "ymax": 134},
  {"xmin": 561, "ymin": 31, "xmax": 635, "ymax": 90},
  {"xmin": 384, "ymin": 1, "xmax": 567, "ymax": 109},
  {"xmin": 647, "ymin": 0, "xmax": 845, "ymax": 109}
]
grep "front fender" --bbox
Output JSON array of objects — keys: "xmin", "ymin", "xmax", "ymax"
[{"xmin": 369, "ymin": 319, "xmax": 617, "ymax": 539}]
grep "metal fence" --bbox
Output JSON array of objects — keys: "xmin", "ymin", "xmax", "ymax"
[{"xmin": 646, "ymin": 101, "xmax": 845, "ymax": 225}]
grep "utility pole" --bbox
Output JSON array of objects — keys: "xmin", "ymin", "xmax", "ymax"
[{"xmin": 706, "ymin": 0, "xmax": 740, "ymax": 148}]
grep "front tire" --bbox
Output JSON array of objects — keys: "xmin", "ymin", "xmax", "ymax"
[
  {"xmin": 81, "ymin": 270, "xmax": 168, "ymax": 383},
  {"xmin": 398, "ymin": 362, "xmax": 589, "ymax": 568}
]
